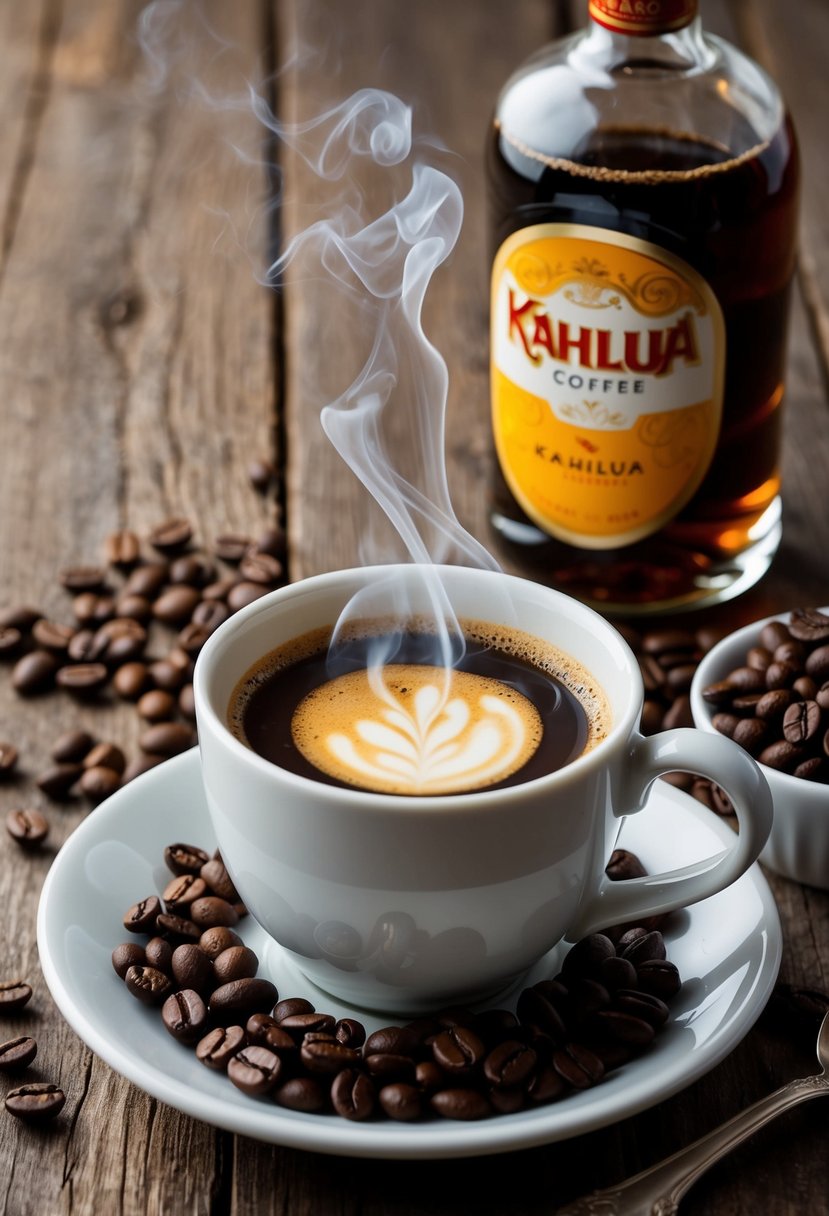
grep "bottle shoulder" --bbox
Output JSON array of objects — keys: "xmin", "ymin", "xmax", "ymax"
[{"xmin": 495, "ymin": 27, "xmax": 788, "ymax": 179}]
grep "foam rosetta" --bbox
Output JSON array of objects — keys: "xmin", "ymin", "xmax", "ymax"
[{"xmin": 291, "ymin": 664, "xmax": 543, "ymax": 795}]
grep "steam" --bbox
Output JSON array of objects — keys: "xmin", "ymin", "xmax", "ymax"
[{"xmin": 138, "ymin": 2, "xmax": 511, "ymax": 677}]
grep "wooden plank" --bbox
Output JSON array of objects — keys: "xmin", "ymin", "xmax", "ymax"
[{"xmin": 0, "ymin": 0, "xmax": 274, "ymax": 1211}]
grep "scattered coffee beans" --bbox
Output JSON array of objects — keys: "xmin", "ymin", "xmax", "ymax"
[
  {"xmin": 110, "ymin": 839, "xmax": 684, "ymax": 1124},
  {"xmin": 5, "ymin": 1083, "xmax": 65, "ymax": 1122}
]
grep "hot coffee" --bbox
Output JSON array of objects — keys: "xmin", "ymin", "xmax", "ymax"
[{"xmin": 228, "ymin": 618, "xmax": 609, "ymax": 796}]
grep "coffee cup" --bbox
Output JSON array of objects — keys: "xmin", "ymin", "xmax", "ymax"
[{"xmin": 194, "ymin": 564, "xmax": 772, "ymax": 1013}]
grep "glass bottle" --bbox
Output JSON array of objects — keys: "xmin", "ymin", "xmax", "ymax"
[{"xmin": 487, "ymin": 0, "xmax": 799, "ymax": 613}]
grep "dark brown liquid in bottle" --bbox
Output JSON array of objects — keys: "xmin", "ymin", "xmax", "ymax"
[{"xmin": 488, "ymin": 120, "xmax": 799, "ymax": 612}]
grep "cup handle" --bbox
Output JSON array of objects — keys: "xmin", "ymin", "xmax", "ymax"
[{"xmin": 566, "ymin": 728, "xmax": 773, "ymax": 940}]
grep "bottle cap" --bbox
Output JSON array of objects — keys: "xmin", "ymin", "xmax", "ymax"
[{"xmin": 588, "ymin": 0, "xmax": 697, "ymax": 36}]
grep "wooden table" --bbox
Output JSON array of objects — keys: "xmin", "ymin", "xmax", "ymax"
[{"xmin": 1, "ymin": 1, "xmax": 828, "ymax": 1212}]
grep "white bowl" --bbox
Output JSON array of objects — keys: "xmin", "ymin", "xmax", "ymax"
[{"xmin": 690, "ymin": 608, "xmax": 829, "ymax": 889}]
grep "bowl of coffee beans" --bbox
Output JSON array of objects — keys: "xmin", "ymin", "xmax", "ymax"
[{"xmin": 690, "ymin": 607, "xmax": 829, "ymax": 889}]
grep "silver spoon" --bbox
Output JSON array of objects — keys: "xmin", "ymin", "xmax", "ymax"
[{"xmin": 557, "ymin": 1010, "xmax": 829, "ymax": 1216}]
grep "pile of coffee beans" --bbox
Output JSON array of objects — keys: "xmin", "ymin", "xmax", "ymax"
[
  {"xmin": 701, "ymin": 608, "xmax": 829, "ymax": 782},
  {"xmin": 0, "ymin": 979, "xmax": 66, "ymax": 1123},
  {"xmin": 111, "ymin": 841, "xmax": 682, "ymax": 1122},
  {"xmin": 0, "ymin": 515, "xmax": 287, "ymax": 806}
]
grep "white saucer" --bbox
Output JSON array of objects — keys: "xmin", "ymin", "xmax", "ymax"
[{"xmin": 38, "ymin": 748, "xmax": 781, "ymax": 1160}]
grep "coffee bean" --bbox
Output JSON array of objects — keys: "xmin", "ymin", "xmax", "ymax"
[
  {"xmin": 613, "ymin": 989, "xmax": 670, "ymax": 1027},
  {"xmin": 364, "ymin": 1052, "xmax": 416, "ymax": 1083},
  {"xmin": 239, "ymin": 552, "xmax": 283, "ymax": 586},
  {"xmin": 228, "ymin": 1045, "xmax": 282, "ymax": 1097},
  {"xmin": 123, "ymin": 896, "xmax": 161, "ymax": 934},
  {"xmin": 635, "ymin": 959, "xmax": 682, "ymax": 999},
  {"xmin": 274, "ymin": 1076, "xmax": 327, "ymax": 1112},
  {"xmin": 273, "ymin": 997, "xmax": 315, "ymax": 1022},
  {"xmin": 594, "ymin": 1009, "xmax": 656, "ymax": 1047},
  {"xmin": 553, "ymin": 1043, "xmax": 605, "ymax": 1089},
  {"xmin": 662, "ymin": 694, "xmax": 693, "ymax": 729},
  {"xmin": 783, "ymin": 699, "xmax": 822, "ymax": 744},
  {"xmin": 202, "ymin": 575, "xmax": 240, "ymax": 601},
  {"xmin": 105, "ymin": 530, "xmax": 141, "ymax": 568},
  {"xmin": 214, "ymin": 534, "xmax": 253, "ymax": 564},
  {"xmin": 213, "ymin": 946, "xmax": 258, "ymax": 985},
  {"xmin": 764, "ymin": 659, "xmax": 799, "ymax": 689},
  {"xmin": 32, "ymin": 619, "xmax": 76, "ymax": 652},
  {"xmin": 139, "ymin": 722, "xmax": 195, "ymax": 757},
  {"xmin": 726, "ymin": 666, "xmax": 767, "ymax": 692},
  {"xmin": 209, "ymin": 978, "xmax": 278, "ymax": 1019},
  {"xmin": 605, "ymin": 850, "xmax": 647, "ymax": 882},
  {"xmin": 162, "ymin": 989, "xmax": 208, "ymax": 1043},
  {"xmin": 115, "ymin": 593, "xmax": 153, "ymax": 623},
  {"xmin": 432, "ymin": 1026, "xmax": 485, "ymax": 1075},
  {"xmin": 137, "ymin": 689, "xmax": 177, "ymax": 722},
  {"xmin": 67, "ymin": 629, "xmax": 107, "ymax": 662},
  {"xmin": 0, "ymin": 980, "xmax": 33, "ymax": 1012},
  {"xmin": 483, "ymin": 1040, "xmax": 537, "ymax": 1088},
  {"xmin": 170, "ymin": 944, "xmax": 213, "ymax": 993},
  {"xmin": 196, "ymin": 1025, "xmax": 246, "ymax": 1070},
  {"xmin": 0, "ymin": 626, "xmax": 23, "ymax": 657},
  {"xmin": 145, "ymin": 937, "xmax": 174, "ymax": 974},
  {"xmin": 200, "ymin": 858, "xmax": 239, "ymax": 903},
  {"xmin": 364, "ymin": 1026, "xmax": 419, "ymax": 1057},
  {"xmin": 92, "ymin": 618, "xmax": 148, "ymax": 664},
  {"xmin": 430, "ymin": 1088, "xmax": 491, "ymax": 1121},
  {"xmin": 189, "ymin": 896, "xmax": 238, "ymax": 928},
  {"xmin": 755, "ymin": 689, "xmax": 794, "ymax": 720},
  {"xmin": 112, "ymin": 943, "xmax": 146, "ymax": 979},
  {"xmin": 169, "ymin": 555, "xmax": 215, "ymax": 587},
  {"xmin": 0, "ymin": 1036, "xmax": 38, "ymax": 1072},
  {"xmin": 191, "ymin": 599, "xmax": 229, "ymax": 632},
  {"xmin": 789, "ymin": 608, "xmax": 829, "ymax": 643},
  {"xmin": 13, "ymin": 649, "xmax": 59, "ymax": 694},
  {"xmin": 701, "ymin": 679, "xmax": 736, "ymax": 706},
  {"xmin": 6, "ymin": 808, "xmax": 48, "ymax": 847},
  {"xmin": 376, "ymin": 1082, "xmax": 422, "ymax": 1121},
  {"xmin": 516, "ymin": 986, "xmax": 567, "ymax": 1042},
  {"xmin": 621, "ymin": 930, "xmax": 666, "ymax": 966},
  {"xmin": 5, "ymin": 1083, "xmax": 65, "ymax": 1121},
  {"xmin": 227, "ymin": 581, "xmax": 270, "ymax": 612},
  {"xmin": 711, "ymin": 712, "xmax": 739, "ymax": 738},
  {"xmin": 165, "ymin": 841, "xmax": 210, "ymax": 875},
  {"xmin": 72, "ymin": 594, "xmax": 115, "ymax": 627},
  {"xmin": 155, "ymin": 913, "xmax": 201, "ymax": 942},
  {"xmin": 56, "ymin": 662, "xmax": 109, "ymax": 695},
  {"xmin": 124, "ymin": 562, "xmax": 168, "ymax": 598},
  {"xmin": 60, "ymin": 565, "xmax": 107, "ymax": 592},
  {"xmin": 246, "ymin": 1015, "xmax": 296, "ymax": 1055},
  {"xmin": 177, "ymin": 622, "xmax": 212, "ymax": 656},
  {"xmin": 124, "ymin": 965, "xmax": 173, "ymax": 1005},
  {"xmin": 731, "ymin": 717, "xmax": 768, "ymax": 755},
  {"xmin": 759, "ymin": 740, "xmax": 803, "ymax": 772},
  {"xmin": 334, "ymin": 1018, "xmax": 366, "ymax": 1049},
  {"xmin": 254, "ymin": 525, "xmax": 287, "ymax": 560},
  {"xmin": 51, "ymin": 729, "xmax": 95, "ymax": 763},
  {"xmin": 794, "ymin": 757, "xmax": 828, "ymax": 781},
  {"xmin": 0, "ymin": 741, "xmax": 19, "ymax": 775},
  {"xmin": 301, "ymin": 1038, "xmax": 361, "ymax": 1075},
  {"xmin": 36, "ymin": 762, "xmax": 83, "ymax": 799},
  {"xmin": 199, "ymin": 926, "xmax": 243, "ymax": 959},
  {"xmin": 247, "ymin": 457, "xmax": 275, "ymax": 492},
  {"xmin": 153, "ymin": 586, "xmax": 202, "ymax": 626},
  {"xmin": 163, "ymin": 873, "xmax": 207, "ymax": 910},
  {"xmin": 331, "ymin": 1069, "xmax": 375, "ymax": 1120},
  {"xmin": 149, "ymin": 517, "xmax": 193, "ymax": 553},
  {"xmin": 746, "ymin": 645, "xmax": 773, "ymax": 672},
  {"xmin": 279, "ymin": 1012, "xmax": 336, "ymax": 1040}
]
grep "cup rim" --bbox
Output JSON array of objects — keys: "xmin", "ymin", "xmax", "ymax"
[
  {"xmin": 690, "ymin": 605, "xmax": 829, "ymax": 802},
  {"xmin": 193, "ymin": 564, "xmax": 643, "ymax": 810}
]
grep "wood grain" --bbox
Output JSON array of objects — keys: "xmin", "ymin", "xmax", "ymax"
[{"xmin": 0, "ymin": 0, "xmax": 826, "ymax": 1213}]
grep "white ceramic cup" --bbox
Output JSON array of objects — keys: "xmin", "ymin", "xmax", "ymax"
[{"xmin": 194, "ymin": 565, "xmax": 772, "ymax": 1013}]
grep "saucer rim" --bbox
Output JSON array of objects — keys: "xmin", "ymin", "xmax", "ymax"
[{"xmin": 37, "ymin": 748, "xmax": 782, "ymax": 1160}]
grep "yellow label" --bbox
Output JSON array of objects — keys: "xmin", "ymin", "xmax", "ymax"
[{"xmin": 490, "ymin": 224, "xmax": 725, "ymax": 549}]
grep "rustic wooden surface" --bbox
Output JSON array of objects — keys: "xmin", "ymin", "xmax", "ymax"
[{"xmin": 0, "ymin": 1, "xmax": 827, "ymax": 1213}]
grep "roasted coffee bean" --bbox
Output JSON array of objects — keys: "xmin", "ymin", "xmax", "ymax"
[
  {"xmin": 273, "ymin": 996, "xmax": 315, "ymax": 1022},
  {"xmin": 0, "ymin": 626, "xmax": 23, "ymax": 656},
  {"xmin": 0, "ymin": 1035, "xmax": 38, "ymax": 1072},
  {"xmin": 279, "ymin": 1012, "xmax": 336, "ymax": 1040},
  {"xmin": 123, "ymin": 896, "xmax": 161, "ymax": 934},
  {"xmin": 364, "ymin": 1026, "xmax": 419, "ymax": 1057},
  {"xmin": 115, "ymin": 593, "xmax": 152, "ymax": 623},
  {"xmin": 56, "ymin": 662, "xmax": 109, "ymax": 695},
  {"xmin": 0, "ymin": 605, "xmax": 40, "ymax": 632},
  {"xmin": 51, "ymin": 729, "xmax": 95, "ymax": 763},
  {"xmin": 783, "ymin": 699, "xmax": 822, "ymax": 744},
  {"xmin": 111, "ymin": 661, "xmax": 149, "ymax": 700},
  {"xmin": 163, "ymin": 873, "xmax": 208, "ymax": 910},
  {"xmin": 662, "ymin": 695, "xmax": 693, "ymax": 729},
  {"xmin": 209, "ymin": 978, "xmax": 278, "ymax": 1019},
  {"xmin": 568, "ymin": 977, "xmax": 611, "ymax": 1020},
  {"xmin": 516, "ymin": 987, "xmax": 567, "ymax": 1042},
  {"xmin": 805, "ymin": 648, "xmax": 829, "ymax": 683},
  {"xmin": 431, "ymin": 1026, "xmax": 485, "ymax": 1075},
  {"xmin": 620, "ymin": 930, "xmax": 666, "ymax": 966},
  {"xmin": 599, "ymin": 956, "xmax": 639, "ymax": 992},
  {"xmin": 199, "ymin": 925, "xmax": 244, "ymax": 960},
  {"xmin": 203, "ymin": 574, "xmax": 240, "ymax": 601},
  {"xmin": 169, "ymin": 555, "xmax": 215, "ymax": 587},
  {"xmin": 32, "ymin": 619, "xmax": 76, "ymax": 652},
  {"xmin": 228, "ymin": 1045, "xmax": 282, "ymax": 1096},
  {"xmin": 331, "ymin": 1069, "xmax": 375, "ymax": 1120},
  {"xmin": 483, "ymin": 1040, "xmax": 537, "ymax": 1088},
  {"xmin": 189, "ymin": 896, "xmax": 238, "ymax": 928},
  {"xmin": 178, "ymin": 622, "xmax": 212, "ymax": 656},
  {"xmin": 112, "ymin": 942, "xmax": 146, "ymax": 979},
  {"xmin": 711, "ymin": 712, "xmax": 739, "ymax": 738},
  {"xmin": 227, "ymin": 581, "xmax": 270, "ymax": 612},
  {"xmin": 0, "ymin": 980, "xmax": 33, "ymax": 1012},
  {"xmin": 701, "ymin": 679, "xmax": 735, "ymax": 706},
  {"xmin": 273, "ymin": 1077, "xmax": 326, "ymax": 1112},
  {"xmin": 149, "ymin": 517, "xmax": 193, "ymax": 553},
  {"xmin": 81, "ymin": 742, "xmax": 125, "ymax": 775},
  {"xmin": 755, "ymin": 688, "xmax": 794, "ymax": 720},
  {"xmin": 153, "ymin": 585, "xmax": 202, "ymax": 626},
  {"xmin": 139, "ymin": 722, "xmax": 195, "ymax": 757},
  {"xmin": 137, "ymin": 689, "xmax": 176, "ymax": 723},
  {"xmin": 199, "ymin": 858, "xmax": 238, "ymax": 903},
  {"xmin": 214, "ymin": 533, "xmax": 253, "ymax": 564},
  {"xmin": 124, "ymin": 964, "xmax": 173, "ymax": 1005},
  {"xmin": 246, "ymin": 1015, "xmax": 296, "ymax": 1056},
  {"xmin": 789, "ymin": 608, "xmax": 829, "ymax": 642},
  {"xmin": 364, "ymin": 1052, "xmax": 416, "ymax": 1083},
  {"xmin": 430, "ymin": 1088, "xmax": 491, "ymax": 1121},
  {"xmin": 124, "ymin": 562, "xmax": 169, "ymax": 598},
  {"xmin": 155, "ymin": 913, "xmax": 201, "ymax": 942},
  {"xmin": 60, "ymin": 565, "xmax": 107, "ymax": 592},
  {"xmin": 162, "ymin": 989, "xmax": 208, "ymax": 1043},
  {"xmin": 72, "ymin": 595, "xmax": 114, "ymax": 629},
  {"xmin": 254, "ymin": 524, "xmax": 287, "ymax": 560},
  {"xmin": 378, "ymin": 1082, "xmax": 423, "ymax": 1121},
  {"xmin": 92, "ymin": 619, "xmax": 147, "ymax": 664},
  {"xmin": 191, "ymin": 599, "xmax": 229, "ymax": 632},
  {"xmin": 794, "ymin": 757, "xmax": 828, "ymax": 781},
  {"xmin": 731, "ymin": 692, "xmax": 764, "ymax": 713},
  {"xmin": 239, "ymin": 552, "xmax": 283, "ymax": 586},
  {"xmin": 635, "ymin": 959, "xmax": 682, "ymax": 1000},
  {"xmin": 5, "ymin": 1083, "xmax": 65, "ymax": 1121},
  {"xmin": 144, "ymin": 937, "xmax": 174, "ymax": 974},
  {"xmin": 78, "ymin": 766, "xmax": 121, "ymax": 802},
  {"xmin": 196, "ymin": 1025, "xmax": 246, "ymax": 1071},
  {"xmin": 335, "ymin": 1018, "xmax": 366, "ymax": 1049},
  {"xmin": 6, "ymin": 807, "xmax": 49, "ymax": 847},
  {"xmin": 212, "ymin": 946, "xmax": 258, "ymax": 985},
  {"xmin": 301, "ymin": 1038, "xmax": 361, "ymax": 1075},
  {"xmin": 0, "ymin": 742, "xmax": 19, "ymax": 775},
  {"xmin": 165, "ymin": 842, "xmax": 210, "ymax": 876},
  {"xmin": 593, "ymin": 1009, "xmax": 656, "ymax": 1047},
  {"xmin": 746, "ymin": 645, "xmax": 772, "ymax": 672},
  {"xmin": 105, "ymin": 529, "xmax": 141, "ymax": 568},
  {"xmin": 148, "ymin": 658, "xmax": 186, "ymax": 693},
  {"xmin": 36, "ymin": 762, "xmax": 83, "ymax": 799},
  {"xmin": 562, "ymin": 933, "xmax": 615, "ymax": 977},
  {"xmin": 759, "ymin": 740, "xmax": 803, "ymax": 772},
  {"xmin": 605, "ymin": 850, "xmax": 647, "ymax": 882},
  {"xmin": 731, "ymin": 717, "xmax": 768, "ymax": 755},
  {"xmin": 613, "ymin": 989, "xmax": 670, "ymax": 1027},
  {"xmin": 171, "ymin": 944, "xmax": 213, "ymax": 993},
  {"xmin": 13, "ymin": 650, "xmax": 59, "ymax": 694},
  {"xmin": 552, "ymin": 1043, "xmax": 605, "ymax": 1089},
  {"xmin": 247, "ymin": 457, "xmax": 275, "ymax": 492},
  {"xmin": 794, "ymin": 676, "xmax": 818, "ymax": 700}
]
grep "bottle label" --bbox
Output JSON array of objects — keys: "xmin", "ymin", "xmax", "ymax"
[
  {"xmin": 491, "ymin": 223, "xmax": 724, "ymax": 549},
  {"xmin": 588, "ymin": 0, "xmax": 697, "ymax": 36}
]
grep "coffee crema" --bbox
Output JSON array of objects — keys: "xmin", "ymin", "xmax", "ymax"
[{"xmin": 229, "ymin": 618, "xmax": 609, "ymax": 796}]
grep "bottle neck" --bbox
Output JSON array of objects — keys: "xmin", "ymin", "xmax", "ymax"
[
  {"xmin": 581, "ymin": 9, "xmax": 711, "ymax": 75},
  {"xmin": 588, "ymin": 0, "xmax": 698, "ymax": 37}
]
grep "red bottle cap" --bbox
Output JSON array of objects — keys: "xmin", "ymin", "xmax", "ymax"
[{"xmin": 588, "ymin": 0, "xmax": 697, "ymax": 36}]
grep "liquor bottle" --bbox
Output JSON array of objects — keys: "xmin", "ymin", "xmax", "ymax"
[{"xmin": 487, "ymin": 0, "xmax": 799, "ymax": 613}]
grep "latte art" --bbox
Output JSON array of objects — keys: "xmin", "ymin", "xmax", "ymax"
[{"xmin": 291, "ymin": 664, "xmax": 543, "ymax": 795}]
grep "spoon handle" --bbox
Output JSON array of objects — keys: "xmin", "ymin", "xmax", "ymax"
[{"xmin": 557, "ymin": 1073, "xmax": 829, "ymax": 1216}]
